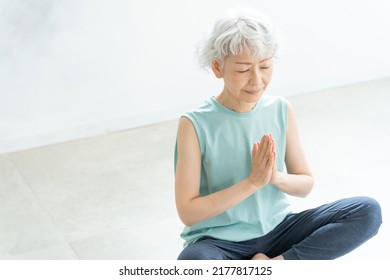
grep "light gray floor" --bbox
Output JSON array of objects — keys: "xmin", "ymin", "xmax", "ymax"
[{"xmin": 1, "ymin": 78, "xmax": 389, "ymax": 260}]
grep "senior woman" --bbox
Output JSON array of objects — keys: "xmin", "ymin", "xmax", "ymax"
[{"xmin": 174, "ymin": 8, "xmax": 382, "ymax": 260}]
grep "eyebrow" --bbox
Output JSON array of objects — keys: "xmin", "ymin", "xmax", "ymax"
[{"xmin": 235, "ymin": 58, "xmax": 271, "ymax": 65}]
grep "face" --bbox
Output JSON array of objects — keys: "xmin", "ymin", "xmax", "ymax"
[{"xmin": 212, "ymin": 48, "xmax": 273, "ymax": 104}]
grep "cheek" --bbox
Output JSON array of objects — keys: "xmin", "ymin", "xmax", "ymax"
[
  {"xmin": 224, "ymin": 74, "xmax": 246, "ymax": 88},
  {"xmin": 263, "ymin": 71, "xmax": 273, "ymax": 84},
  {"xmin": 230, "ymin": 73, "xmax": 248, "ymax": 85}
]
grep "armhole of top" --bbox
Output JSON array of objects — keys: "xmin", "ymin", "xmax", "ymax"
[
  {"xmin": 182, "ymin": 113, "xmax": 204, "ymax": 155},
  {"xmin": 280, "ymin": 96, "xmax": 289, "ymax": 132},
  {"xmin": 279, "ymin": 97, "xmax": 289, "ymax": 172}
]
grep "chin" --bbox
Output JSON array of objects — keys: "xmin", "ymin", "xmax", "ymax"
[{"xmin": 244, "ymin": 92, "xmax": 263, "ymax": 103}]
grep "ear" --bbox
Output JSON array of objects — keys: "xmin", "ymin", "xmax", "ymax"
[{"xmin": 211, "ymin": 60, "xmax": 224, "ymax": 78}]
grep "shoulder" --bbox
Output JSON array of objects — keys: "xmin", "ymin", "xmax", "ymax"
[
  {"xmin": 258, "ymin": 95, "xmax": 290, "ymax": 119},
  {"xmin": 182, "ymin": 97, "xmax": 220, "ymax": 129},
  {"xmin": 178, "ymin": 98, "xmax": 215, "ymax": 154},
  {"xmin": 261, "ymin": 94, "xmax": 289, "ymax": 107},
  {"xmin": 185, "ymin": 97, "xmax": 214, "ymax": 115}
]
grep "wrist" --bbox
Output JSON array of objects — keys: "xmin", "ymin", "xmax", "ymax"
[
  {"xmin": 270, "ymin": 171, "xmax": 284, "ymax": 187},
  {"xmin": 246, "ymin": 177, "xmax": 265, "ymax": 191}
]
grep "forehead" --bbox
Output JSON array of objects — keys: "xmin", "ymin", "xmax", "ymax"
[
  {"xmin": 225, "ymin": 53, "xmax": 271, "ymax": 64},
  {"xmin": 225, "ymin": 48, "xmax": 271, "ymax": 64}
]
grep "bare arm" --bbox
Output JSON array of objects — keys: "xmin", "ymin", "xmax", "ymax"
[
  {"xmin": 270, "ymin": 101, "xmax": 314, "ymax": 197},
  {"xmin": 175, "ymin": 117, "xmax": 274, "ymax": 226}
]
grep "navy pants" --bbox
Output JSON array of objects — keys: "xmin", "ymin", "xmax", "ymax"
[{"xmin": 178, "ymin": 196, "xmax": 382, "ymax": 260}]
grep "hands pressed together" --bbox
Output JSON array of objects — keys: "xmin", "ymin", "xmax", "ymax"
[{"xmin": 248, "ymin": 133, "xmax": 279, "ymax": 188}]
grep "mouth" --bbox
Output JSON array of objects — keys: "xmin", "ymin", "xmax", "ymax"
[{"xmin": 243, "ymin": 89, "xmax": 262, "ymax": 95}]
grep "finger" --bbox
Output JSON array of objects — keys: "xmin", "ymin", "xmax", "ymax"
[
  {"xmin": 267, "ymin": 139, "xmax": 274, "ymax": 156},
  {"xmin": 256, "ymin": 135, "xmax": 267, "ymax": 157},
  {"xmin": 265, "ymin": 152, "xmax": 274, "ymax": 171},
  {"xmin": 258, "ymin": 134, "xmax": 269, "ymax": 150},
  {"xmin": 254, "ymin": 142, "xmax": 263, "ymax": 166},
  {"xmin": 273, "ymin": 152, "xmax": 277, "ymax": 171},
  {"xmin": 252, "ymin": 142, "xmax": 258, "ymax": 158},
  {"xmin": 266, "ymin": 143, "xmax": 275, "ymax": 166},
  {"xmin": 259, "ymin": 138, "xmax": 272, "ymax": 166},
  {"xmin": 271, "ymin": 138, "xmax": 276, "ymax": 154}
]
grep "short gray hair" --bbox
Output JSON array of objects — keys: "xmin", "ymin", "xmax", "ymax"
[{"xmin": 197, "ymin": 8, "xmax": 279, "ymax": 69}]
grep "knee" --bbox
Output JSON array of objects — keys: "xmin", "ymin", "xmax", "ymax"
[
  {"xmin": 356, "ymin": 196, "xmax": 382, "ymax": 234},
  {"xmin": 178, "ymin": 243, "xmax": 223, "ymax": 260}
]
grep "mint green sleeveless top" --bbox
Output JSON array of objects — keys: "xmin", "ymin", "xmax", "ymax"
[{"xmin": 175, "ymin": 95, "xmax": 291, "ymax": 247}]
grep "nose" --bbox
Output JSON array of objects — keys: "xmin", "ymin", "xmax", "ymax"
[{"xmin": 249, "ymin": 68, "xmax": 262, "ymax": 86}]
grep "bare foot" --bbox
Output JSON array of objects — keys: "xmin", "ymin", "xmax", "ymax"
[
  {"xmin": 251, "ymin": 253, "xmax": 284, "ymax": 260},
  {"xmin": 251, "ymin": 253, "xmax": 270, "ymax": 260}
]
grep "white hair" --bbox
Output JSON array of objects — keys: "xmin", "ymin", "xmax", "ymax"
[{"xmin": 197, "ymin": 8, "xmax": 279, "ymax": 69}]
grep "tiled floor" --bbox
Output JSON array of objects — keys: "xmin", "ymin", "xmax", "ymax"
[{"xmin": 1, "ymin": 78, "xmax": 389, "ymax": 260}]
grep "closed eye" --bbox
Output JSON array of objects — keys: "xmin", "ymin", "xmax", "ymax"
[{"xmin": 237, "ymin": 70, "xmax": 249, "ymax": 73}]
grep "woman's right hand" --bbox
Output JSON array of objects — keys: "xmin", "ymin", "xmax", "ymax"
[{"xmin": 248, "ymin": 133, "xmax": 275, "ymax": 188}]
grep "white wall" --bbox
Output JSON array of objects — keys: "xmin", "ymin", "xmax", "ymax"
[{"xmin": 1, "ymin": 0, "xmax": 390, "ymax": 154}]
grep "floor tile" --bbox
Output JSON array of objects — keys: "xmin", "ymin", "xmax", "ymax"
[
  {"xmin": 10, "ymin": 243, "xmax": 78, "ymax": 260},
  {"xmin": 70, "ymin": 218, "xmax": 183, "ymax": 260},
  {"xmin": 8, "ymin": 121, "xmax": 179, "ymax": 242},
  {"xmin": 0, "ymin": 155, "xmax": 72, "ymax": 259}
]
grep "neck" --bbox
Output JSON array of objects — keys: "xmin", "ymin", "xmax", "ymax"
[{"xmin": 215, "ymin": 91, "xmax": 257, "ymax": 113}]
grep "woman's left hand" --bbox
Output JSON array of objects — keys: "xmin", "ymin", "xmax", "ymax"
[{"xmin": 269, "ymin": 134, "xmax": 281, "ymax": 185}]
